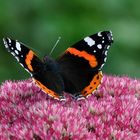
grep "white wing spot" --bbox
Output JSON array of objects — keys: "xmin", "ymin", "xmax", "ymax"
[
  {"xmin": 104, "ymin": 57, "xmax": 107, "ymax": 62},
  {"xmin": 8, "ymin": 38, "xmax": 11, "ymax": 44},
  {"xmin": 16, "ymin": 42, "xmax": 21, "ymax": 51},
  {"xmin": 5, "ymin": 44, "xmax": 8, "ymax": 48},
  {"xmin": 100, "ymin": 63, "xmax": 104, "ymax": 69},
  {"xmin": 84, "ymin": 37, "xmax": 95, "ymax": 47},
  {"xmin": 15, "ymin": 50, "xmax": 19, "ymax": 55},
  {"xmin": 3, "ymin": 39, "xmax": 8, "ymax": 48},
  {"xmin": 25, "ymin": 68, "xmax": 30, "ymax": 73},
  {"xmin": 105, "ymin": 50, "xmax": 108, "ymax": 56},
  {"xmin": 107, "ymin": 45, "xmax": 110, "ymax": 49},
  {"xmin": 20, "ymin": 63, "xmax": 24, "ymax": 67},
  {"xmin": 11, "ymin": 52, "xmax": 16, "ymax": 56},
  {"xmin": 98, "ymin": 32, "xmax": 102, "ymax": 37},
  {"xmin": 93, "ymin": 50, "xmax": 96, "ymax": 53},
  {"xmin": 97, "ymin": 44, "xmax": 102, "ymax": 49},
  {"xmin": 15, "ymin": 56, "xmax": 19, "ymax": 61},
  {"xmin": 21, "ymin": 55, "xmax": 23, "ymax": 57},
  {"xmin": 110, "ymin": 31, "xmax": 113, "ymax": 37}
]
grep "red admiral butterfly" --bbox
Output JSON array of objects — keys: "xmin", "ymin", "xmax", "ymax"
[{"xmin": 3, "ymin": 31, "xmax": 113, "ymax": 100}]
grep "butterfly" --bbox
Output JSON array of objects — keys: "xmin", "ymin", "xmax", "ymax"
[{"xmin": 3, "ymin": 31, "xmax": 113, "ymax": 100}]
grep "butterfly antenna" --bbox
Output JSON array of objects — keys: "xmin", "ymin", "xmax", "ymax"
[{"xmin": 49, "ymin": 36, "xmax": 61, "ymax": 56}]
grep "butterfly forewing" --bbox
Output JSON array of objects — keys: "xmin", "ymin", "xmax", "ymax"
[{"xmin": 68, "ymin": 31, "xmax": 113, "ymax": 70}]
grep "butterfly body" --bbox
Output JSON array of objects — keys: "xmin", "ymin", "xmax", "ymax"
[{"xmin": 3, "ymin": 31, "xmax": 113, "ymax": 100}]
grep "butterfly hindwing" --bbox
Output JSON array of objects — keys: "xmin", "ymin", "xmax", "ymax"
[
  {"xmin": 33, "ymin": 56, "xmax": 65, "ymax": 100},
  {"xmin": 3, "ymin": 38, "xmax": 65, "ymax": 100},
  {"xmin": 57, "ymin": 31, "xmax": 113, "ymax": 99}
]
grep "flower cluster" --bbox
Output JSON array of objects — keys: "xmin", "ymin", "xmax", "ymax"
[{"xmin": 0, "ymin": 75, "xmax": 140, "ymax": 139}]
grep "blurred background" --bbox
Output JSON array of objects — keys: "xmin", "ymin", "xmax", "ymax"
[{"xmin": 0, "ymin": 0, "xmax": 140, "ymax": 83}]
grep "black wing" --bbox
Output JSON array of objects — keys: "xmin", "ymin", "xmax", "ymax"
[
  {"xmin": 57, "ymin": 31, "xmax": 113, "ymax": 99},
  {"xmin": 3, "ymin": 38, "xmax": 65, "ymax": 100}
]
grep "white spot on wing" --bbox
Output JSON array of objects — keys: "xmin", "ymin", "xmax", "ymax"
[
  {"xmin": 107, "ymin": 45, "xmax": 110, "ymax": 49},
  {"xmin": 25, "ymin": 68, "xmax": 30, "ymax": 73},
  {"xmin": 11, "ymin": 52, "xmax": 16, "ymax": 56},
  {"xmin": 15, "ymin": 50, "xmax": 19, "ymax": 55},
  {"xmin": 77, "ymin": 97, "xmax": 85, "ymax": 101},
  {"xmin": 5, "ymin": 44, "xmax": 8, "ymax": 48},
  {"xmin": 3, "ymin": 39, "xmax": 8, "ymax": 48},
  {"xmin": 8, "ymin": 38, "xmax": 11, "ymax": 44},
  {"xmin": 97, "ymin": 44, "xmax": 102, "ymax": 49},
  {"xmin": 104, "ymin": 57, "xmax": 107, "ymax": 62},
  {"xmin": 98, "ymin": 32, "xmax": 102, "ymax": 37},
  {"xmin": 105, "ymin": 50, "xmax": 108, "ymax": 56},
  {"xmin": 93, "ymin": 50, "xmax": 96, "ymax": 53},
  {"xmin": 16, "ymin": 42, "xmax": 21, "ymax": 51},
  {"xmin": 15, "ymin": 56, "xmax": 19, "ymax": 61},
  {"xmin": 20, "ymin": 63, "xmax": 24, "ymax": 67},
  {"xmin": 84, "ymin": 37, "xmax": 95, "ymax": 47},
  {"xmin": 100, "ymin": 63, "xmax": 104, "ymax": 69},
  {"xmin": 110, "ymin": 31, "xmax": 113, "ymax": 37}
]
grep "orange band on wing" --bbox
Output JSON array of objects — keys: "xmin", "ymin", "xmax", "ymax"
[
  {"xmin": 67, "ymin": 47, "xmax": 97, "ymax": 68},
  {"xmin": 25, "ymin": 50, "xmax": 35, "ymax": 71},
  {"xmin": 34, "ymin": 79, "xmax": 60, "ymax": 100},
  {"xmin": 81, "ymin": 71, "xmax": 102, "ymax": 97}
]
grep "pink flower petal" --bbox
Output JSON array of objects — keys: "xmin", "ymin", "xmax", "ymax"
[{"xmin": 0, "ymin": 75, "xmax": 140, "ymax": 139}]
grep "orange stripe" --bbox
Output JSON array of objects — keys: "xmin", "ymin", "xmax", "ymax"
[
  {"xmin": 34, "ymin": 79, "xmax": 60, "ymax": 100},
  {"xmin": 81, "ymin": 71, "xmax": 102, "ymax": 97},
  {"xmin": 25, "ymin": 50, "xmax": 35, "ymax": 71},
  {"xmin": 67, "ymin": 47, "xmax": 97, "ymax": 68}
]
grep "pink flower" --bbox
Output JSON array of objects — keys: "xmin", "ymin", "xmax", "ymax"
[{"xmin": 0, "ymin": 75, "xmax": 140, "ymax": 139}]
